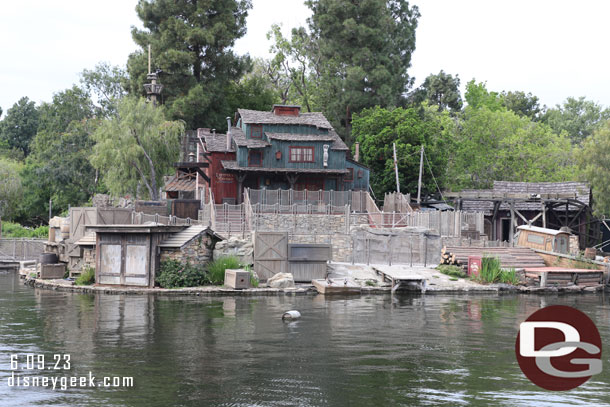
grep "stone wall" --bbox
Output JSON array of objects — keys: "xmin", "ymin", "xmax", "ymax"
[
  {"xmin": 160, "ymin": 233, "xmax": 215, "ymax": 266},
  {"xmin": 213, "ymin": 236, "xmax": 254, "ymax": 266},
  {"xmin": 253, "ymin": 213, "xmax": 350, "ymax": 235},
  {"xmin": 83, "ymin": 247, "xmax": 96, "ymax": 270}
]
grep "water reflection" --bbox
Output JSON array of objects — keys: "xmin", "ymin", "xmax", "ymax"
[{"xmin": 0, "ymin": 271, "xmax": 609, "ymax": 407}]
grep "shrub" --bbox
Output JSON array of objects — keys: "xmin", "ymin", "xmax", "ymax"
[
  {"xmin": 436, "ymin": 265, "xmax": 467, "ymax": 279},
  {"xmin": 156, "ymin": 260, "xmax": 208, "ymax": 288},
  {"xmin": 206, "ymin": 256, "xmax": 241, "ymax": 285},
  {"xmin": 2, "ymin": 222, "xmax": 49, "ymax": 238},
  {"xmin": 500, "ymin": 268, "xmax": 519, "ymax": 285},
  {"xmin": 75, "ymin": 267, "xmax": 95, "ymax": 286},
  {"xmin": 479, "ymin": 256, "xmax": 502, "ymax": 283}
]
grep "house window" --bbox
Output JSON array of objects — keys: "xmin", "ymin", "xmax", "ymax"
[
  {"xmin": 250, "ymin": 124, "xmax": 263, "ymax": 139},
  {"xmin": 289, "ymin": 146, "xmax": 314, "ymax": 163},
  {"xmin": 344, "ymin": 168, "xmax": 354, "ymax": 182},
  {"xmin": 249, "ymin": 150, "xmax": 263, "ymax": 167}
]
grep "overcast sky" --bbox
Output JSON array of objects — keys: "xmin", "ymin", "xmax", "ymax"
[{"xmin": 2, "ymin": 0, "xmax": 610, "ymax": 117}]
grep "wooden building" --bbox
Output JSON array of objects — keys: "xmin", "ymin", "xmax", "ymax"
[
  {"xmin": 444, "ymin": 181, "xmax": 599, "ymax": 249},
  {"xmin": 515, "ymin": 225, "xmax": 571, "ymax": 254},
  {"xmin": 165, "ymin": 105, "xmax": 371, "ymax": 205}
]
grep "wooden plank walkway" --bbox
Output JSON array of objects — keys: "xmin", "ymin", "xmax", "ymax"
[
  {"xmin": 373, "ymin": 265, "xmax": 427, "ymax": 292},
  {"xmin": 524, "ymin": 267, "xmax": 604, "ymax": 288}
]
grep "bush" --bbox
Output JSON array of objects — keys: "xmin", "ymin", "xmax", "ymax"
[
  {"xmin": 75, "ymin": 267, "xmax": 95, "ymax": 286},
  {"xmin": 436, "ymin": 265, "xmax": 467, "ymax": 279},
  {"xmin": 500, "ymin": 268, "xmax": 519, "ymax": 285},
  {"xmin": 206, "ymin": 256, "xmax": 241, "ymax": 285},
  {"xmin": 156, "ymin": 260, "xmax": 208, "ymax": 288},
  {"xmin": 477, "ymin": 257, "xmax": 519, "ymax": 285},
  {"xmin": 2, "ymin": 221, "xmax": 49, "ymax": 238}
]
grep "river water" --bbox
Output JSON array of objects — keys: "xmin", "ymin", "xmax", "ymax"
[{"xmin": 0, "ymin": 270, "xmax": 609, "ymax": 407}]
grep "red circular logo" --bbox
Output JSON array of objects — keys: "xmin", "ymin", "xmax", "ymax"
[{"xmin": 515, "ymin": 305, "xmax": 602, "ymax": 391}]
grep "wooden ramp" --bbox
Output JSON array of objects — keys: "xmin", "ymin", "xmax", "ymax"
[
  {"xmin": 312, "ymin": 279, "xmax": 361, "ymax": 295},
  {"xmin": 524, "ymin": 267, "xmax": 604, "ymax": 288},
  {"xmin": 373, "ymin": 266, "xmax": 427, "ymax": 292}
]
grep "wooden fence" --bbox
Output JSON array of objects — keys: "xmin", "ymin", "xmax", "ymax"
[
  {"xmin": 247, "ymin": 188, "xmax": 371, "ymax": 213},
  {"xmin": 0, "ymin": 238, "xmax": 46, "ymax": 261}
]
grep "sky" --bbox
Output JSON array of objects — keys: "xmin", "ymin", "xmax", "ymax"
[{"xmin": 2, "ymin": 0, "xmax": 610, "ymax": 117}]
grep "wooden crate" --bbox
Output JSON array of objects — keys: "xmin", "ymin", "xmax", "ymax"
[
  {"xmin": 40, "ymin": 263, "xmax": 66, "ymax": 279},
  {"xmin": 224, "ymin": 269, "xmax": 250, "ymax": 289}
]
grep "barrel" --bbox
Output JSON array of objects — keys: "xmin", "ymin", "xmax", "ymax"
[
  {"xmin": 584, "ymin": 248, "xmax": 596, "ymax": 260},
  {"xmin": 39, "ymin": 253, "xmax": 58, "ymax": 265},
  {"xmin": 48, "ymin": 227, "xmax": 56, "ymax": 243},
  {"xmin": 60, "ymin": 221, "xmax": 70, "ymax": 240},
  {"xmin": 282, "ymin": 310, "xmax": 301, "ymax": 320}
]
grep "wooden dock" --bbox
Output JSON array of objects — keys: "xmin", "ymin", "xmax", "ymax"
[
  {"xmin": 524, "ymin": 267, "xmax": 604, "ymax": 288},
  {"xmin": 312, "ymin": 279, "xmax": 361, "ymax": 295},
  {"xmin": 373, "ymin": 266, "xmax": 427, "ymax": 292}
]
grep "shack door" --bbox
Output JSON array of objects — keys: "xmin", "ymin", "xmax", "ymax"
[
  {"xmin": 254, "ymin": 232, "xmax": 288, "ymax": 281},
  {"xmin": 97, "ymin": 233, "xmax": 150, "ymax": 287},
  {"xmin": 171, "ymin": 199, "xmax": 201, "ymax": 220}
]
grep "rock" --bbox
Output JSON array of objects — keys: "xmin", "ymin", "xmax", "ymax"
[
  {"xmin": 583, "ymin": 286, "xmax": 602, "ymax": 293},
  {"xmin": 267, "ymin": 272, "xmax": 295, "ymax": 288}
]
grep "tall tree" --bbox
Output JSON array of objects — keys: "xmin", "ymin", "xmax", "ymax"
[
  {"xmin": 352, "ymin": 106, "xmax": 447, "ymax": 198},
  {"xmin": 126, "ymin": 0, "xmax": 252, "ymax": 130},
  {"xmin": 464, "ymin": 80, "xmax": 503, "ymax": 111},
  {"xmin": 0, "ymin": 158, "xmax": 22, "ymax": 221},
  {"xmin": 305, "ymin": 0, "xmax": 419, "ymax": 141},
  {"xmin": 409, "ymin": 70, "xmax": 462, "ymax": 112},
  {"xmin": 91, "ymin": 97, "xmax": 184, "ymax": 200},
  {"xmin": 0, "ymin": 97, "xmax": 39, "ymax": 158},
  {"xmin": 500, "ymin": 90, "xmax": 541, "ymax": 120},
  {"xmin": 80, "ymin": 62, "xmax": 128, "ymax": 117},
  {"xmin": 577, "ymin": 121, "xmax": 610, "ymax": 216},
  {"xmin": 541, "ymin": 96, "xmax": 610, "ymax": 145}
]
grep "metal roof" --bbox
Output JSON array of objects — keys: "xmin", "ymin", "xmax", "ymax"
[
  {"xmin": 164, "ymin": 174, "xmax": 196, "ymax": 192},
  {"xmin": 517, "ymin": 225, "xmax": 571, "ymax": 236},
  {"xmin": 158, "ymin": 225, "xmax": 220, "ymax": 248}
]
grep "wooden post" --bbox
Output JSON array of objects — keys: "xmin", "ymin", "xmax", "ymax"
[
  {"xmin": 417, "ymin": 145, "xmax": 424, "ymax": 204},
  {"xmin": 509, "ymin": 201, "xmax": 515, "ymax": 244},
  {"xmin": 540, "ymin": 272, "xmax": 548, "ymax": 288},
  {"xmin": 393, "ymin": 143, "xmax": 400, "ymax": 194}
]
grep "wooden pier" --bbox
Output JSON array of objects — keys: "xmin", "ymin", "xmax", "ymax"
[
  {"xmin": 524, "ymin": 267, "xmax": 605, "ymax": 288},
  {"xmin": 373, "ymin": 265, "xmax": 427, "ymax": 292}
]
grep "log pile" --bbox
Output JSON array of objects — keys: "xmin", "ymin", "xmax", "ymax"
[{"xmin": 440, "ymin": 246, "xmax": 546, "ymax": 269}]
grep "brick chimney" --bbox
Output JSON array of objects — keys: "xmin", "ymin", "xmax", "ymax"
[
  {"xmin": 272, "ymin": 104, "xmax": 300, "ymax": 116},
  {"xmin": 226, "ymin": 117, "xmax": 232, "ymax": 150}
]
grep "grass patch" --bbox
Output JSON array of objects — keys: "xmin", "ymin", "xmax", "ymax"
[
  {"xmin": 365, "ymin": 280, "xmax": 378, "ymax": 286},
  {"xmin": 75, "ymin": 267, "xmax": 95, "ymax": 286},
  {"xmin": 2, "ymin": 222, "xmax": 49, "ymax": 238},
  {"xmin": 449, "ymin": 277, "xmax": 459, "ymax": 281},
  {"xmin": 436, "ymin": 265, "xmax": 467, "ymax": 278},
  {"xmin": 206, "ymin": 256, "xmax": 241, "ymax": 285},
  {"xmin": 475, "ymin": 257, "xmax": 519, "ymax": 285}
]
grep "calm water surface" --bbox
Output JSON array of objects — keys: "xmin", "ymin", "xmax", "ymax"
[{"xmin": 1, "ymin": 270, "xmax": 609, "ymax": 407}]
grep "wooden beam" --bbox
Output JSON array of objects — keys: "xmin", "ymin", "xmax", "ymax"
[{"xmin": 195, "ymin": 168, "xmax": 210, "ymax": 183}]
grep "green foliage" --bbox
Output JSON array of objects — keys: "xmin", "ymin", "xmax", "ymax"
[
  {"xmin": 304, "ymin": 0, "xmax": 420, "ymax": 140},
  {"xmin": 0, "ymin": 97, "xmax": 39, "ymax": 157},
  {"xmin": 464, "ymin": 80, "xmax": 504, "ymax": 111},
  {"xmin": 206, "ymin": 256, "xmax": 241, "ymax": 285},
  {"xmin": 80, "ymin": 62, "xmax": 127, "ymax": 117},
  {"xmin": 126, "ymin": 0, "xmax": 252, "ymax": 130},
  {"xmin": 1, "ymin": 221, "xmax": 48, "ymax": 238},
  {"xmin": 501, "ymin": 90, "xmax": 541, "ymax": 120},
  {"xmin": 410, "ymin": 70, "xmax": 462, "ymax": 112},
  {"xmin": 500, "ymin": 268, "xmax": 520, "ymax": 285},
  {"xmin": 436, "ymin": 265, "xmax": 467, "ymax": 279},
  {"xmin": 479, "ymin": 257, "xmax": 502, "ymax": 283},
  {"xmin": 577, "ymin": 120, "xmax": 610, "ymax": 216},
  {"xmin": 91, "ymin": 97, "xmax": 184, "ymax": 200},
  {"xmin": 156, "ymin": 260, "xmax": 209, "ymax": 288},
  {"xmin": 542, "ymin": 96, "xmax": 610, "ymax": 145},
  {"xmin": 446, "ymin": 106, "xmax": 575, "ymax": 190},
  {"xmin": 0, "ymin": 158, "xmax": 23, "ymax": 220},
  {"xmin": 75, "ymin": 267, "xmax": 95, "ymax": 286},
  {"xmin": 352, "ymin": 106, "xmax": 448, "ymax": 198}
]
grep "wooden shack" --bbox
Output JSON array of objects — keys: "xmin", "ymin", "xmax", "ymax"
[
  {"xmin": 516, "ymin": 225, "xmax": 571, "ymax": 254},
  {"xmin": 89, "ymin": 224, "xmax": 186, "ymax": 287}
]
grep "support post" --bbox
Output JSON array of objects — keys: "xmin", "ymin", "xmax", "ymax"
[
  {"xmin": 393, "ymin": 143, "xmax": 400, "ymax": 193},
  {"xmin": 417, "ymin": 145, "xmax": 424, "ymax": 204},
  {"xmin": 509, "ymin": 201, "xmax": 515, "ymax": 244}
]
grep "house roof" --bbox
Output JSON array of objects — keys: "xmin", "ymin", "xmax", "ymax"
[
  {"xmin": 164, "ymin": 174, "xmax": 196, "ymax": 192},
  {"xmin": 158, "ymin": 225, "xmax": 221, "ymax": 248},
  {"xmin": 221, "ymin": 160, "xmax": 349, "ymax": 175},
  {"xmin": 230, "ymin": 126, "xmax": 270, "ymax": 148},
  {"xmin": 238, "ymin": 108, "xmax": 333, "ymax": 129},
  {"xmin": 517, "ymin": 225, "xmax": 571, "ymax": 236},
  {"xmin": 460, "ymin": 181, "xmax": 591, "ymax": 213},
  {"xmin": 203, "ymin": 132, "xmax": 235, "ymax": 152}
]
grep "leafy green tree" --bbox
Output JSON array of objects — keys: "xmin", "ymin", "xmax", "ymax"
[
  {"xmin": 410, "ymin": 70, "xmax": 462, "ymax": 112},
  {"xmin": 80, "ymin": 62, "xmax": 127, "ymax": 117},
  {"xmin": 126, "ymin": 0, "xmax": 252, "ymax": 131},
  {"xmin": 225, "ymin": 70, "xmax": 279, "ymax": 116},
  {"xmin": 577, "ymin": 120, "xmax": 610, "ymax": 216},
  {"xmin": 305, "ymin": 0, "xmax": 420, "ymax": 141},
  {"xmin": 352, "ymin": 106, "xmax": 447, "ymax": 198},
  {"xmin": 464, "ymin": 80, "xmax": 503, "ymax": 111},
  {"xmin": 447, "ymin": 107, "xmax": 575, "ymax": 189},
  {"xmin": 0, "ymin": 158, "xmax": 23, "ymax": 221},
  {"xmin": 541, "ymin": 96, "xmax": 610, "ymax": 145},
  {"xmin": 500, "ymin": 90, "xmax": 541, "ymax": 119},
  {"xmin": 0, "ymin": 97, "xmax": 39, "ymax": 157},
  {"xmin": 91, "ymin": 97, "xmax": 184, "ymax": 200},
  {"xmin": 37, "ymin": 86, "xmax": 96, "ymax": 135},
  {"xmin": 268, "ymin": 24, "xmax": 318, "ymax": 112}
]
